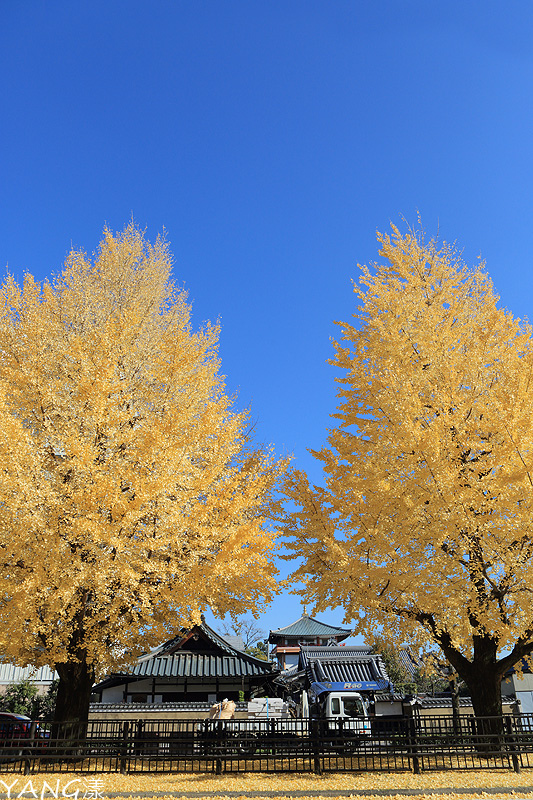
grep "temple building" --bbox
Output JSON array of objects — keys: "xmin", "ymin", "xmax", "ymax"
[{"xmin": 93, "ymin": 618, "xmax": 276, "ymax": 707}]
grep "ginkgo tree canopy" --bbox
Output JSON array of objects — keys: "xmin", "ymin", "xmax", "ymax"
[
  {"xmin": 0, "ymin": 223, "xmax": 287, "ymax": 722},
  {"xmin": 284, "ymin": 226, "xmax": 533, "ymax": 717}
]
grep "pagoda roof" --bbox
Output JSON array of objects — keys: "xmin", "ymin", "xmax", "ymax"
[{"xmin": 269, "ymin": 613, "xmax": 352, "ymax": 642}]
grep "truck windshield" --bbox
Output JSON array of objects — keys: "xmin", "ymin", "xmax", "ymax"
[{"xmin": 342, "ymin": 696, "xmax": 364, "ymax": 717}]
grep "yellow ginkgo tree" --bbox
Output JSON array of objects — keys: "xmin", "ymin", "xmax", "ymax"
[
  {"xmin": 284, "ymin": 226, "xmax": 533, "ymax": 718},
  {"xmin": 0, "ymin": 223, "xmax": 287, "ymax": 723}
]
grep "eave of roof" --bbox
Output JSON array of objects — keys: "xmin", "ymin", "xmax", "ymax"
[
  {"xmin": 300, "ymin": 645, "xmax": 390, "ymax": 687},
  {"xmin": 269, "ymin": 614, "xmax": 352, "ymax": 640},
  {"xmin": 130, "ymin": 652, "xmax": 272, "ymax": 679},
  {"xmin": 301, "ymin": 645, "xmax": 374, "ymax": 659}
]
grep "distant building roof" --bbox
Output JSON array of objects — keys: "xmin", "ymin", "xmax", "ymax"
[
  {"xmin": 0, "ymin": 664, "xmax": 57, "ymax": 686},
  {"xmin": 372, "ymin": 693, "xmax": 517, "ymax": 708},
  {"xmin": 374, "ymin": 692, "xmax": 405, "ymax": 702},
  {"xmin": 269, "ymin": 613, "xmax": 352, "ymax": 642},
  {"xmin": 302, "ymin": 645, "xmax": 375, "ymax": 660},
  {"xmin": 505, "ymin": 658, "xmax": 533, "ymax": 676},
  {"xmin": 277, "ymin": 645, "xmax": 390, "ymax": 694},
  {"xmin": 396, "ymin": 649, "xmax": 422, "ymax": 678},
  {"xmin": 417, "ymin": 695, "xmax": 516, "ymax": 709}
]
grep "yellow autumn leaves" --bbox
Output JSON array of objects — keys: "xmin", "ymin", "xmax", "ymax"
[
  {"xmin": 283, "ymin": 226, "xmax": 533, "ymax": 685},
  {"xmin": 4, "ymin": 220, "xmax": 533, "ymax": 721},
  {"xmin": 0, "ymin": 224, "xmax": 287, "ymax": 686}
]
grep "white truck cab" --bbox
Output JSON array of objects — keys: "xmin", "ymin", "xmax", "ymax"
[
  {"xmin": 327, "ymin": 692, "xmax": 366, "ymax": 718},
  {"xmin": 318, "ymin": 690, "xmax": 371, "ymax": 737}
]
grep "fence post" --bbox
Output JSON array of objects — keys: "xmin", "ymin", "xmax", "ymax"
[
  {"xmin": 120, "ymin": 720, "xmax": 129, "ymax": 775},
  {"xmin": 311, "ymin": 719, "xmax": 322, "ymax": 775},
  {"xmin": 405, "ymin": 706, "xmax": 421, "ymax": 775},
  {"xmin": 215, "ymin": 720, "xmax": 223, "ymax": 775},
  {"xmin": 505, "ymin": 715, "xmax": 521, "ymax": 774},
  {"xmin": 270, "ymin": 719, "xmax": 277, "ymax": 757},
  {"xmin": 23, "ymin": 721, "xmax": 37, "ymax": 776},
  {"xmin": 136, "ymin": 719, "xmax": 144, "ymax": 755}
]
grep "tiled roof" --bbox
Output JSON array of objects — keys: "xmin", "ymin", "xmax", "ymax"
[
  {"xmin": 300, "ymin": 645, "xmax": 390, "ymax": 689},
  {"xmin": 303, "ymin": 646, "xmax": 374, "ymax": 659},
  {"xmin": 89, "ymin": 701, "xmax": 247, "ymax": 713},
  {"xmin": 372, "ymin": 694, "xmax": 517, "ymax": 707},
  {"xmin": 222, "ymin": 635, "xmax": 245, "ymax": 651},
  {"xmin": 374, "ymin": 692, "xmax": 405, "ymax": 702},
  {"xmin": 158, "ymin": 622, "xmax": 249, "ymax": 658},
  {"xmin": 417, "ymin": 695, "xmax": 516, "ymax": 709},
  {"xmin": 269, "ymin": 614, "xmax": 352, "ymax": 640},
  {"xmin": 130, "ymin": 652, "xmax": 271, "ymax": 679},
  {"xmin": 397, "ymin": 649, "xmax": 422, "ymax": 678},
  {"xmin": 94, "ymin": 620, "xmax": 274, "ymax": 689}
]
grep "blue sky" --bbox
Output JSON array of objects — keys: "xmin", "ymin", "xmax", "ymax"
[{"xmin": 2, "ymin": 1, "xmax": 533, "ymax": 642}]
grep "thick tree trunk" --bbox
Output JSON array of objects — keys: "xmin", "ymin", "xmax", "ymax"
[
  {"xmin": 467, "ymin": 670, "xmax": 504, "ymax": 719},
  {"xmin": 54, "ymin": 661, "xmax": 95, "ymax": 724},
  {"xmin": 464, "ymin": 670, "xmax": 505, "ymax": 754},
  {"xmin": 444, "ymin": 633, "xmax": 503, "ymax": 718},
  {"xmin": 445, "ymin": 635, "xmax": 504, "ymax": 753}
]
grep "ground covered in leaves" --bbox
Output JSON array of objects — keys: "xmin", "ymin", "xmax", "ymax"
[{"xmin": 1, "ymin": 770, "xmax": 533, "ymax": 798}]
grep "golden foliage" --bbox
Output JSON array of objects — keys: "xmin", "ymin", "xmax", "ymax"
[
  {"xmin": 284, "ymin": 226, "xmax": 533, "ymax": 662},
  {"xmin": 0, "ymin": 223, "xmax": 287, "ymax": 673}
]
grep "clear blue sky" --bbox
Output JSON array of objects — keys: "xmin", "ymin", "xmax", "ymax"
[{"xmin": 2, "ymin": 1, "xmax": 533, "ymax": 642}]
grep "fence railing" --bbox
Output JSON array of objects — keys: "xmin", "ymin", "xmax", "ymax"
[{"xmin": 1, "ymin": 713, "xmax": 533, "ymax": 774}]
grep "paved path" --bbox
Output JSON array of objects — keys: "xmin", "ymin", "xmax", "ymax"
[
  {"xmin": 96, "ymin": 789, "xmax": 533, "ymax": 798},
  {"xmin": 2, "ymin": 787, "xmax": 533, "ymax": 798}
]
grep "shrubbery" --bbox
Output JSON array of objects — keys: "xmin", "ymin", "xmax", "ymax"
[{"xmin": 2, "ymin": 678, "xmax": 58, "ymax": 720}]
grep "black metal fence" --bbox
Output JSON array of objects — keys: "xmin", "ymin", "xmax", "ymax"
[{"xmin": 1, "ymin": 713, "xmax": 533, "ymax": 774}]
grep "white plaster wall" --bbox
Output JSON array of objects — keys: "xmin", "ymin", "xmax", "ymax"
[
  {"xmin": 517, "ymin": 691, "xmax": 533, "ymax": 713},
  {"xmin": 504, "ymin": 674, "xmax": 533, "ymax": 693},
  {"xmin": 375, "ymin": 701, "xmax": 403, "ymax": 716},
  {"xmin": 101, "ymin": 685, "xmax": 124, "ymax": 703}
]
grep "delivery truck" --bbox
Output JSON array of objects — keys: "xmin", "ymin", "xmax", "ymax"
[{"xmin": 200, "ymin": 686, "xmax": 371, "ymax": 755}]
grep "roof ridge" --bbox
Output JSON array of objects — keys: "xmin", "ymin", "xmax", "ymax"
[
  {"xmin": 139, "ymin": 621, "xmax": 275, "ymax": 670},
  {"xmin": 269, "ymin": 615, "xmax": 352, "ymax": 637},
  {"xmin": 198, "ymin": 621, "xmax": 275, "ymax": 666}
]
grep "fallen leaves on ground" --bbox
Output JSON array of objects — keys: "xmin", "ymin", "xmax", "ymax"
[{"xmin": 1, "ymin": 770, "xmax": 533, "ymax": 798}]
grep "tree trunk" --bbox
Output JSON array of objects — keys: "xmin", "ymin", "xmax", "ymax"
[
  {"xmin": 444, "ymin": 633, "xmax": 503, "ymax": 718},
  {"xmin": 447, "ymin": 636, "xmax": 504, "ymax": 754},
  {"xmin": 467, "ymin": 670, "xmax": 504, "ymax": 719},
  {"xmin": 464, "ymin": 669, "xmax": 505, "ymax": 754},
  {"xmin": 441, "ymin": 633, "xmax": 505, "ymax": 753},
  {"xmin": 54, "ymin": 661, "xmax": 95, "ymax": 724}
]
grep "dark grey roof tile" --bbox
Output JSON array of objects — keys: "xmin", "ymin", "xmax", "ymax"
[{"xmin": 269, "ymin": 615, "xmax": 352, "ymax": 639}]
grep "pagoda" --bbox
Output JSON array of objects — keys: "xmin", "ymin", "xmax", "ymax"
[{"xmin": 269, "ymin": 610, "xmax": 352, "ymax": 670}]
